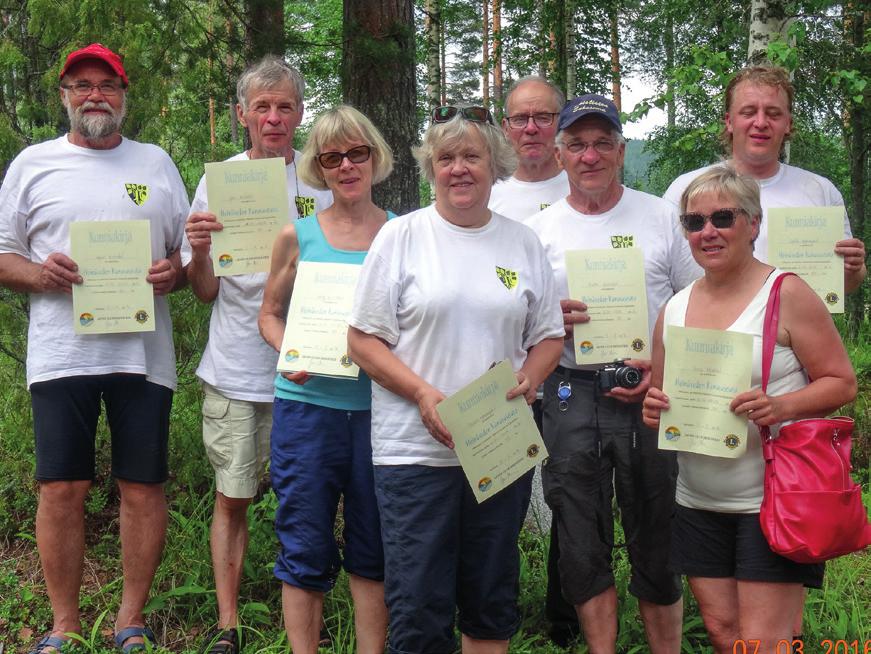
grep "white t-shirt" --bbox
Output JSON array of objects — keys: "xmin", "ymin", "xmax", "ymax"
[
  {"xmin": 348, "ymin": 205, "xmax": 564, "ymax": 466},
  {"xmin": 663, "ymin": 271, "xmax": 807, "ymax": 513},
  {"xmin": 526, "ymin": 189, "xmax": 703, "ymax": 369},
  {"xmin": 663, "ymin": 162, "xmax": 853, "ymax": 261},
  {"xmin": 488, "ymin": 171, "xmax": 570, "ymax": 223},
  {"xmin": 181, "ymin": 150, "xmax": 333, "ymax": 402},
  {"xmin": 0, "ymin": 136, "xmax": 189, "ymax": 389}
]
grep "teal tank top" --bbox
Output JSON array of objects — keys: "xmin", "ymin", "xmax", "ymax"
[{"xmin": 274, "ymin": 211, "xmax": 394, "ymax": 410}]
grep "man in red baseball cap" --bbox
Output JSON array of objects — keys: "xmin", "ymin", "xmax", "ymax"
[{"xmin": 0, "ymin": 43, "xmax": 189, "ymax": 653}]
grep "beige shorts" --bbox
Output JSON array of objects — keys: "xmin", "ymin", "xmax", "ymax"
[{"xmin": 201, "ymin": 382, "xmax": 272, "ymax": 498}]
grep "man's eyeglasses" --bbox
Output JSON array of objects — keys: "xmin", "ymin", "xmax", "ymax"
[
  {"xmin": 505, "ymin": 112, "xmax": 558, "ymax": 129},
  {"xmin": 680, "ymin": 208, "xmax": 744, "ymax": 232},
  {"xmin": 317, "ymin": 145, "xmax": 372, "ymax": 169},
  {"xmin": 432, "ymin": 106, "xmax": 494, "ymax": 125},
  {"xmin": 562, "ymin": 139, "xmax": 617, "ymax": 155},
  {"xmin": 62, "ymin": 82, "xmax": 123, "ymax": 98}
]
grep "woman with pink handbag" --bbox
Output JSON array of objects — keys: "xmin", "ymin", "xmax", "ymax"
[{"xmin": 641, "ymin": 165, "xmax": 859, "ymax": 654}]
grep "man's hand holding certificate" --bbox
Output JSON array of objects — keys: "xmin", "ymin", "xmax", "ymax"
[
  {"xmin": 437, "ymin": 360, "xmax": 547, "ymax": 503},
  {"xmin": 70, "ymin": 220, "xmax": 154, "ymax": 335},
  {"xmin": 767, "ymin": 206, "xmax": 844, "ymax": 313},
  {"xmin": 658, "ymin": 325, "xmax": 753, "ymax": 458},
  {"xmin": 277, "ymin": 261, "xmax": 361, "ymax": 379},
  {"xmin": 565, "ymin": 248, "xmax": 650, "ymax": 364},
  {"xmin": 205, "ymin": 157, "xmax": 289, "ymax": 276}
]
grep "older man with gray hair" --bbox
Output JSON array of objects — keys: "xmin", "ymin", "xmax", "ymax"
[
  {"xmin": 526, "ymin": 94, "xmax": 700, "ymax": 654},
  {"xmin": 182, "ymin": 56, "xmax": 332, "ymax": 654}
]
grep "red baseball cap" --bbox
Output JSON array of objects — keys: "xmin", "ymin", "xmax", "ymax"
[{"xmin": 60, "ymin": 43, "xmax": 128, "ymax": 86}]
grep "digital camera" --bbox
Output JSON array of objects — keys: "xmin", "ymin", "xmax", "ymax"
[{"xmin": 596, "ymin": 362, "xmax": 642, "ymax": 393}]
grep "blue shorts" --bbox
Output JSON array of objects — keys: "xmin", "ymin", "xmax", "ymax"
[
  {"xmin": 375, "ymin": 465, "xmax": 533, "ymax": 654},
  {"xmin": 270, "ymin": 398, "xmax": 383, "ymax": 592}
]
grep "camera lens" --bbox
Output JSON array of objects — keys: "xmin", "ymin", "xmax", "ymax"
[{"xmin": 615, "ymin": 366, "xmax": 642, "ymax": 388}]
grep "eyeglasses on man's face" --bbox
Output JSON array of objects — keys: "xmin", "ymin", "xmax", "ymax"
[
  {"xmin": 505, "ymin": 112, "xmax": 558, "ymax": 129},
  {"xmin": 62, "ymin": 82, "xmax": 123, "ymax": 98},
  {"xmin": 679, "ymin": 208, "xmax": 745, "ymax": 232},
  {"xmin": 561, "ymin": 139, "xmax": 618, "ymax": 155},
  {"xmin": 432, "ymin": 106, "xmax": 494, "ymax": 125},
  {"xmin": 317, "ymin": 145, "xmax": 372, "ymax": 169}
]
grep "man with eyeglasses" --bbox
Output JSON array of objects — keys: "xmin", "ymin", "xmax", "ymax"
[
  {"xmin": 664, "ymin": 65, "xmax": 866, "ymax": 293},
  {"xmin": 181, "ymin": 55, "xmax": 332, "ymax": 654},
  {"xmin": 0, "ymin": 43, "xmax": 190, "ymax": 653},
  {"xmin": 489, "ymin": 76, "xmax": 569, "ymax": 222},
  {"xmin": 526, "ymin": 95, "xmax": 700, "ymax": 654}
]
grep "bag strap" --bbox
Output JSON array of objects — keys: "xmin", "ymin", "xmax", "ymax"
[{"xmin": 760, "ymin": 271, "xmax": 797, "ymax": 442}]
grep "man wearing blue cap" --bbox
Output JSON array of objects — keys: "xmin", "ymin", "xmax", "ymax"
[
  {"xmin": 0, "ymin": 44, "xmax": 189, "ymax": 653},
  {"xmin": 526, "ymin": 94, "xmax": 700, "ymax": 654}
]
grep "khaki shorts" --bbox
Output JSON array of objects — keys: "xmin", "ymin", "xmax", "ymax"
[{"xmin": 202, "ymin": 382, "xmax": 272, "ymax": 498}]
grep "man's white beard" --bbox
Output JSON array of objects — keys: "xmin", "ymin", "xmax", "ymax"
[{"xmin": 66, "ymin": 95, "xmax": 126, "ymax": 139}]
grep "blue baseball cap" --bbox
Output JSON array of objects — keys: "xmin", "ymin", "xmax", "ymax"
[{"xmin": 558, "ymin": 94, "xmax": 622, "ymax": 132}]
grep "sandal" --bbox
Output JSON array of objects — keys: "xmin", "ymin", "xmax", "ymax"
[
  {"xmin": 199, "ymin": 627, "xmax": 242, "ymax": 654},
  {"xmin": 114, "ymin": 626, "xmax": 157, "ymax": 653},
  {"xmin": 28, "ymin": 634, "xmax": 73, "ymax": 654}
]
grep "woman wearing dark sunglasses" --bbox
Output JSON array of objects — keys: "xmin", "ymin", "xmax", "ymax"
[
  {"xmin": 258, "ymin": 104, "xmax": 394, "ymax": 654},
  {"xmin": 642, "ymin": 165, "xmax": 856, "ymax": 654},
  {"xmin": 347, "ymin": 106, "xmax": 564, "ymax": 654}
]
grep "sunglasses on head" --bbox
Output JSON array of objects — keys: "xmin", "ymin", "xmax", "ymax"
[
  {"xmin": 317, "ymin": 145, "xmax": 371, "ymax": 169},
  {"xmin": 432, "ymin": 105, "xmax": 494, "ymax": 125},
  {"xmin": 679, "ymin": 208, "xmax": 745, "ymax": 232}
]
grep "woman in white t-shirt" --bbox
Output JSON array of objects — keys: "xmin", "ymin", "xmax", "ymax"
[
  {"xmin": 642, "ymin": 165, "xmax": 856, "ymax": 654},
  {"xmin": 348, "ymin": 107, "xmax": 564, "ymax": 654}
]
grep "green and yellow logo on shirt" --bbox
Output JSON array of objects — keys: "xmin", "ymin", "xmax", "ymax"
[
  {"xmin": 125, "ymin": 183, "xmax": 149, "ymax": 206},
  {"xmin": 610, "ymin": 235, "xmax": 633, "ymax": 248},
  {"xmin": 294, "ymin": 195, "xmax": 315, "ymax": 216},
  {"xmin": 495, "ymin": 266, "xmax": 518, "ymax": 290}
]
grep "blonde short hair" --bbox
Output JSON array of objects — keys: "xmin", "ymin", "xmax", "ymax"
[
  {"xmin": 412, "ymin": 115, "xmax": 518, "ymax": 185},
  {"xmin": 298, "ymin": 104, "xmax": 394, "ymax": 190},
  {"xmin": 681, "ymin": 165, "xmax": 762, "ymax": 248}
]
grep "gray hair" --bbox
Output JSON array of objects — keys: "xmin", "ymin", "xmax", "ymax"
[
  {"xmin": 237, "ymin": 55, "xmax": 304, "ymax": 110},
  {"xmin": 298, "ymin": 104, "xmax": 394, "ymax": 190},
  {"xmin": 680, "ymin": 164, "xmax": 761, "ymax": 247},
  {"xmin": 413, "ymin": 115, "xmax": 518, "ymax": 185},
  {"xmin": 504, "ymin": 75, "xmax": 565, "ymax": 114}
]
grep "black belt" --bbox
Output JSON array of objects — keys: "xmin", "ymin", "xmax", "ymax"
[{"xmin": 555, "ymin": 365, "xmax": 598, "ymax": 381}]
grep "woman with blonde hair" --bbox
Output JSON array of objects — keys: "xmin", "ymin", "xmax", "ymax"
[{"xmin": 259, "ymin": 104, "xmax": 394, "ymax": 654}]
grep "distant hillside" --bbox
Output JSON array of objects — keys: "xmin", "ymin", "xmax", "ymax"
[{"xmin": 623, "ymin": 138, "xmax": 654, "ymax": 192}]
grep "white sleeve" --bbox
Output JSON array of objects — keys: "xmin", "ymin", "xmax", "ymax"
[
  {"xmin": 0, "ymin": 155, "xmax": 31, "ymax": 258},
  {"xmin": 348, "ymin": 231, "xmax": 402, "ymax": 345},
  {"xmin": 164, "ymin": 156, "xmax": 190, "ymax": 254},
  {"xmin": 522, "ymin": 238, "xmax": 565, "ymax": 349},
  {"xmin": 181, "ymin": 174, "xmax": 208, "ymax": 266},
  {"xmin": 666, "ymin": 206, "xmax": 702, "ymax": 292}
]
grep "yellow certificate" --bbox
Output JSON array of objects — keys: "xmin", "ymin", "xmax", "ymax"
[
  {"xmin": 70, "ymin": 220, "xmax": 154, "ymax": 335},
  {"xmin": 566, "ymin": 248, "xmax": 649, "ymax": 365},
  {"xmin": 277, "ymin": 261, "xmax": 361, "ymax": 379},
  {"xmin": 205, "ymin": 157, "xmax": 289, "ymax": 276},
  {"xmin": 659, "ymin": 325, "xmax": 752, "ymax": 458},
  {"xmin": 437, "ymin": 360, "xmax": 547, "ymax": 503},
  {"xmin": 767, "ymin": 206, "xmax": 844, "ymax": 313}
]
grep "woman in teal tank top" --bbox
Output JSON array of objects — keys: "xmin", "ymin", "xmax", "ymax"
[{"xmin": 259, "ymin": 105, "xmax": 394, "ymax": 654}]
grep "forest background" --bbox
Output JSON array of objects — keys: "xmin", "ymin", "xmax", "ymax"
[{"xmin": 0, "ymin": 0, "xmax": 869, "ymax": 652}]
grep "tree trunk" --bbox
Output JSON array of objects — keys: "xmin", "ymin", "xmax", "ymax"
[
  {"xmin": 244, "ymin": 0, "xmax": 284, "ymax": 62},
  {"xmin": 665, "ymin": 10, "xmax": 675, "ymax": 127},
  {"xmin": 342, "ymin": 0, "xmax": 419, "ymax": 214},
  {"xmin": 492, "ymin": 0, "xmax": 503, "ymax": 114},
  {"xmin": 565, "ymin": 0, "xmax": 575, "ymax": 100},
  {"xmin": 425, "ymin": 0, "xmax": 441, "ymax": 109},
  {"xmin": 482, "ymin": 0, "xmax": 490, "ymax": 106},
  {"xmin": 609, "ymin": 2, "xmax": 621, "ymax": 111},
  {"xmin": 747, "ymin": 0, "xmax": 791, "ymax": 64},
  {"xmin": 845, "ymin": 3, "xmax": 868, "ymax": 327}
]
